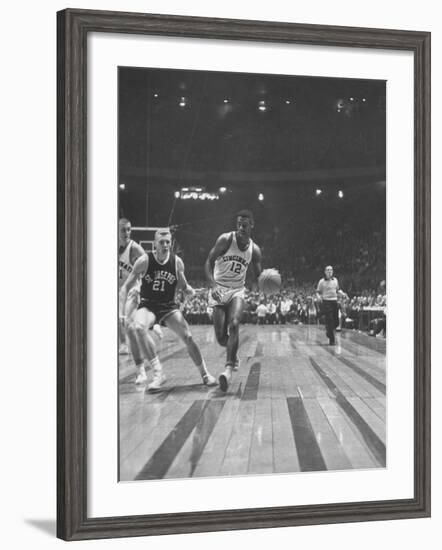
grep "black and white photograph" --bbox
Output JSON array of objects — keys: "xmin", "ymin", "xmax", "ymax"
[{"xmin": 118, "ymin": 66, "xmax": 387, "ymax": 482}]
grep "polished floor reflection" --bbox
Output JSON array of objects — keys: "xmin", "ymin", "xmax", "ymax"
[{"xmin": 119, "ymin": 324, "xmax": 386, "ymax": 481}]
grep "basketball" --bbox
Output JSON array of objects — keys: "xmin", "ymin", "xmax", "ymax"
[{"xmin": 258, "ymin": 268, "xmax": 282, "ymax": 295}]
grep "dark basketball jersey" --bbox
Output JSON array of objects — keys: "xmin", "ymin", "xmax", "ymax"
[{"xmin": 140, "ymin": 252, "xmax": 177, "ymax": 306}]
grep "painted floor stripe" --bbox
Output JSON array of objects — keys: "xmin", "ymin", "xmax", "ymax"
[
  {"xmin": 323, "ymin": 347, "xmax": 386, "ymax": 394},
  {"xmin": 254, "ymin": 342, "xmax": 263, "ymax": 357},
  {"xmin": 309, "ymin": 358, "xmax": 386, "ymax": 466},
  {"xmin": 286, "ymin": 396, "xmax": 327, "ymax": 472},
  {"xmin": 188, "ymin": 400, "xmax": 226, "ymax": 475},
  {"xmin": 135, "ymin": 400, "xmax": 207, "ymax": 480},
  {"xmin": 340, "ymin": 330, "xmax": 386, "ymax": 354},
  {"xmin": 241, "ymin": 362, "xmax": 261, "ymax": 401}
]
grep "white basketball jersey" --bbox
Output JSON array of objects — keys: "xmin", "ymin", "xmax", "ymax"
[
  {"xmin": 213, "ymin": 232, "xmax": 253, "ymax": 289},
  {"xmin": 119, "ymin": 240, "xmax": 137, "ymax": 288}
]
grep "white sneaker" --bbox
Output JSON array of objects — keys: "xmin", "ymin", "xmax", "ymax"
[
  {"xmin": 152, "ymin": 324, "xmax": 163, "ymax": 339},
  {"xmin": 218, "ymin": 367, "xmax": 232, "ymax": 392},
  {"xmin": 147, "ymin": 371, "xmax": 166, "ymax": 392},
  {"xmin": 135, "ymin": 366, "xmax": 147, "ymax": 385},
  {"xmin": 119, "ymin": 343, "xmax": 129, "ymax": 355},
  {"xmin": 202, "ymin": 373, "xmax": 217, "ymax": 386},
  {"xmin": 232, "ymin": 356, "xmax": 240, "ymax": 371}
]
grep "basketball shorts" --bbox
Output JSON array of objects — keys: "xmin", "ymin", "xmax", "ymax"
[
  {"xmin": 208, "ymin": 285, "xmax": 246, "ymax": 308},
  {"xmin": 138, "ymin": 299, "xmax": 179, "ymax": 326}
]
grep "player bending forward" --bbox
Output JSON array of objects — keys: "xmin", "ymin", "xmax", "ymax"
[
  {"xmin": 120, "ymin": 228, "xmax": 216, "ymax": 391},
  {"xmin": 205, "ymin": 210, "xmax": 263, "ymax": 392}
]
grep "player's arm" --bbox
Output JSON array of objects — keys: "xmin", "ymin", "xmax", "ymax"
[
  {"xmin": 251, "ymin": 243, "xmax": 263, "ymax": 281},
  {"xmin": 334, "ymin": 278, "xmax": 348, "ymax": 300},
  {"xmin": 129, "ymin": 241, "xmax": 145, "ymax": 265},
  {"xmin": 316, "ymin": 280, "xmax": 323, "ymax": 301},
  {"xmin": 204, "ymin": 233, "xmax": 231, "ymax": 287},
  {"xmin": 204, "ymin": 234, "xmax": 231, "ymax": 302},
  {"xmin": 175, "ymin": 256, "xmax": 195, "ymax": 296},
  {"xmin": 119, "ymin": 254, "xmax": 148, "ymax": 315}
]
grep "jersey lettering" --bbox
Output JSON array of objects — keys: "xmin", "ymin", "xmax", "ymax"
[
  {"xmin": 222, "ymin": 254, "xmax": 249, "ymax": 267},
  {"xmin": 213, "ymin": 232, "xmax": 253, "ymax": 289},
  {"xmin": 140, "ymin": 252, "xmax": 177, "ymax": 305},
  {"xmin": 119, "ymin": 241, "xmax": 136, "ymax": 287}
]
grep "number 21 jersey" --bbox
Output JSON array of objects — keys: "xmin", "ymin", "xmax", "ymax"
[
  {"xmin": 140, "ymin": 252, "xmax": 177, "ymax": 307},
  {"xmin": 213, "ymin": 232, "xmax": 253, "ymax": 290}
]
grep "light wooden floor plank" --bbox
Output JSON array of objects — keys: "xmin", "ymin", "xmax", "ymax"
[{"xmin": 119, "ymin": 324, "xmax": 386, "ymax": 480}]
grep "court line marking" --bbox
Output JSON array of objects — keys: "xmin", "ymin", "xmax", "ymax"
[
  {"xmin": 322, "ymin": 346, "xmax": 386, "ymax": 395},
  {"xmin": 309, "ymin": 358, "xmax": 386, "ymax": 466},
  {"xmin": 286, "ymin": 396, "xmax": 327, "ymax": 472},
  {"xmin": 135, "ymin": 399, "xmax": 207, "ymax": 480},
  {"xmin": 241, "ymin": 362, "xmax": 261, "ymax": 401}
]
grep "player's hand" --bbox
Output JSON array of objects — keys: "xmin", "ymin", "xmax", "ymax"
[{"xmin": 184, "ymin": 285, "xmax": 196, "ymax": 297}]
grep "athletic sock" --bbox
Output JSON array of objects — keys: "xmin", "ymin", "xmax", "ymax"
[
  {"xmin": 150, "ymin": 355, "xmax": 162, "ymax": 373},
  {"xmin": 136, "ymin": 362, "xmax": 146, "ymax": 375},
  {"xmin": 196, "ymin": 358, "xmax": 209, "ymax": 376},
  {"xmin": 141, "ymin": 359, "xmax": 151, "ymax": 371}
]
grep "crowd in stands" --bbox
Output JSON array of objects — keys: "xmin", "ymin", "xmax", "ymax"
[
  {"xmin": 168, "ymin": 195, "xmax": 387, "ymax": 336},
  {"xmin": 260, "ymin": 222, "xmax": 386, "ymax": 285},
  {"xmin": 178, "ymin": 281, "xmax": 386, "ymax": 336}
]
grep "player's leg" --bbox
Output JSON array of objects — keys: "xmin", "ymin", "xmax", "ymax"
[
  {"xmin": 119, "ymin": 285, "xmax": 136, "ymax": 354},
  {"xmin": 164, "ymin": 311, "xmax": 216, "ymax": 386},
  {"xmin": 126, "ymin": 309, "xmax": 150, "ymax": 384},
  {"xmin": 212, "ymin": 305, "xmax": 228, "ymax": 347},
  {"xmin": 119, "ymin": 317, "xmax": 129, "ymax": 354},
  {"xmin": 219, "ymin": 297, "xmax": 244, "ymax": 391},
  {"xmin": 123, "ymin": 291, "xmax": 143, "ymax": 374},
  {"xmin": 125, "ymin": 289, "xmax": 139, "ymax": 321},
  {"xmin": 322, "ymin": 301, "xmax": 331, "ymax": 340},
  {"xmin": 226, "ymin": 296, "xmax": 245, "ymax": 365},
  {"xmin": 333, "ymin": 302, "xmax": 339, "ymax": 331},
  {"xmin": 126, "ymin": 307, "xmax": 155, "ymax": 384},
  {"xmin": 131, "ymin": 307, "xmax": 165, "ymax": 388},
  {"xmin": 131, "ymin": 307, "xmax": 157, "ymax": 359},
  {"xmin": 336, "ymin": 304, "xmax": 342, "ymax": 331},
  {"xmin": 324, "ymin": 301, "xmax": 336, "ymax": 345}
]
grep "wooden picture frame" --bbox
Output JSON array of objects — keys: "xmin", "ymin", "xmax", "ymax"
[{"xmin": 57, "ymin": 8, "xmax": 431, "ymax": 541}]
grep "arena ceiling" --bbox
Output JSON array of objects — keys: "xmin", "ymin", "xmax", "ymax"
[
  {"xmin": 119, "ymin": 67, "xmax": 386, "ymax": 180},
  {"xmin": 118, "ymin": 67, "xmax": 386, "ymax": 227}
]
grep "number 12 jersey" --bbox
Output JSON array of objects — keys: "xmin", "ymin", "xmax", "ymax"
[{"xmin": 213, "ymin": 232, "xmax": 254, "ymax": 290}]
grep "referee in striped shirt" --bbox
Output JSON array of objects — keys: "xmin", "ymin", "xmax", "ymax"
[{"xmin": 316, "ymin": 265, "xmax": 348, "ymax": 345}]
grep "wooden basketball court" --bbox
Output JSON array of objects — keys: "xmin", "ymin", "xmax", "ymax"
[{"xmin": 118, "ymin": 324, "xmax": 386, "ymax": 481}]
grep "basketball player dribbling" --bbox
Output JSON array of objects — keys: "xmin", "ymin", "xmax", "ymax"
[
  {"xmin": 120, "ymin": 228, "xmax": 216, "ymax": 391},
  {"xmin": 118, "ymin": 218, "xmax": 145, "ymax": 355},
  {"xmin": 205, "ymin": 210, "xmax": 263, "ymax": 391}
]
